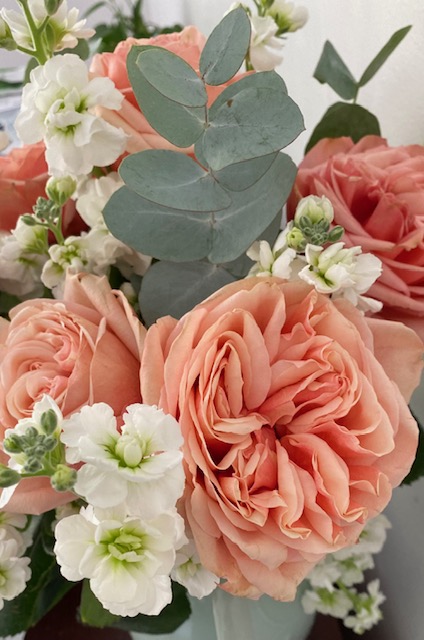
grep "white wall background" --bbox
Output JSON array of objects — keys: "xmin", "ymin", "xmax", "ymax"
[{"xmin": 1, "ymin": 1, "xmax": 424, "ymax": 638}]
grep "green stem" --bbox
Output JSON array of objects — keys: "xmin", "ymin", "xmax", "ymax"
[{"xmin": 18, "ymin": 0, "xmax": 49, "ymax": 64}]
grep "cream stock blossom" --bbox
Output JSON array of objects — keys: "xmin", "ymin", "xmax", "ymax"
[
  {"xmin": 60, "ymin": 403, "xmax": 185, "ymax": 519},
  {"xmin": 172, "ymin": 539, "xmax": 219, "ymax": 599},
  {"xmin": 15, "ymin": 54, "xmax": 126, "ymax": 177},
  {"xmin": 249, "ymin": 15, "xmax": 285, "ymax": 71},
  {"xmin": 268, "ymin": 0, "xmax": 308, "ymax": 33},
  {"xmin": 0, "ymin": 0, "xmax": 94, "ymax": 52},
  {"xmin": 0, "ymin": 529, "xmax": 31, "ymax": 610},
  {"xmin": 54, "ymin": 504, "xmax": 185, "ymax": 616}
]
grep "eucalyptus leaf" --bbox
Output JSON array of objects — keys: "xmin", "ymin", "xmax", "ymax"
[
  {"xmin": 209, "ymin": 152, "xmax": 296, "ymax": 262},
  {"xmin": 104, "ymin": 186, "xmax": 213, "ymax": 262},
  {"xmin": 222, "ymin": 210, "xmax": 282, "ymax": 277},
  {"xmin": 402, "ymin": 411, "xmax": 424, "ymax": 485},
  {"xmin": 313, "ymin": 41, "xmax": 358, "ymax": 100},
  {"xmin": 140, "ymin": 261, "xmax": 236, "ymax": 325},
  {"xmin": 210, "ymin": 70, "xmax": 287, "ymax": 112},
  {"xmin": 214, "ymin": 153, "xmax": 278, "ymax": 192},
  {"xmin": 127, "ymin": 46, "xmax": 205, "ymax": 147},
  {"xmin": 0, "ymin": 512, "xmax": 73, "ymax": 636},
  {"xmin": 358, "ymin": 25, "xmax": 412, "ymax": 88},
  {"xmin": 120, "ymin": 150, "xmax": 231, "ymax": 212},
  {"xmin": 305, "ymin": 102, "xmax": 381, "ymax": 152},
  {"xmin": 136, "ymin": 47, "xmax": 207, "ymax": 107},
  {"xmin": 200, "ymin": 7, "xmax": 251, "ymax": 86},
  {"xmin": 105, "ymin": 153, "xmax": 296, "ymax": 264},
  {"xmin": 203, "ymin": 80, "xmax": 303, "ymax": 171}
]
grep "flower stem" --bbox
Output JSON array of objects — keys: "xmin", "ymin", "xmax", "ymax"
[{"xmin": 17, "ymin": 0, "xmax": 49, "ymax": 64}]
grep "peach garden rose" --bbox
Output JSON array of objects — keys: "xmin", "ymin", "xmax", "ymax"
[
  {"xmin": 0, "ymin": 272, "xmax": 146, "ymax": 514},
  {"xmin": 288, "ymin": 136, "xmax": 424, "ymax": 339},
  {"xmin": 140, "ymin": 277, "xmax": 423, "ymax": 601}
]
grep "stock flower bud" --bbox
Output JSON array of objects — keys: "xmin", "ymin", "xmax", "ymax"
[
  {"xmin": 44, "ymin": 0, "xmax": 65, "ymax": 16},
  {"xmin": 40, "ymin": 408, "xmax": 59, "ymax": 436},
  {"xmin": 0, "ymin": 15, "xmax": 17, "ymax": 50},
  {"xmin": 294, "ymin": 195, "xmax": 334, "ymax": 227},
  {"xmin": 50, "ymin": 465, "xmax": 77, "ymax": 492},
  {"xmin": 46, "ymin": 176, "xmax": 77, "ymax": 207},
  {"xmin": 267, "ymin": 0, "xmax": 308, "ymax": 33},
  {"xmin": 0, "ymin": 465, "xmax": 21, "ymax": 488},
  {"xmin": 285, "ymin": 225, "xmax": 306, "ymax": 251}
]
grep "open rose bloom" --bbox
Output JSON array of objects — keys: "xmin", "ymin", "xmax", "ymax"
[
  {"xmin": 288, "ymin": 136, "xmax": 424, "ymax": 339},
  {"xmin": 141, "ymin": 277, "xmax": 422, "ymax": 600}
]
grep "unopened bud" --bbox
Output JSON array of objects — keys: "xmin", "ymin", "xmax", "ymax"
[
  {"xmin": 294, "ymin": 195, "xmax": 334, "ymax": 227},
  {"xmin": 46, "ymin": 176, "xmax": 77, "ymax": 207},
  {"xmin": 268, "ymin": 0, "xmax": 308, "ymax": 34},
  {"xmin": 43, "ymin": 436, "xmax": 58, "ymax": 452},
  {"xmin": 0, "ymin": 15, "xmax": 17, "ymax": 51},
  {"xmin": 44, "ymin": 0, "xmax": 64, "ymax": 16},
  {"xmin": 328, "ymin": 225, "xmax": 344, "ymax": 243},
  {"xmin": 23, "ymin": 458, "xmax": 43, "ymax": 474},
  {"xmin": 3, "ymin": 434, "xmax": 23, "ymax": 454},
  {"xmin": 285, "ymin": 226, "xmax": 306, "ymax": 251},
  {"xmin": 51, "ymin": 465, "xmax": 77, "ymax": 492},
  {"xmin": 21, "ymin": 215, "xmax": 39, "ymax": 227},
  {"xmin": 0, "ymin": 465, "xmax": 21, "ymax": 488},
  {"xmin": 40, "ymin": 409, "xmax": 58, "ymax": 436}
]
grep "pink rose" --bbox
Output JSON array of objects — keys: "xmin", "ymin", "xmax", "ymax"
[
  {"xmin": 90, "ymin": 26, "xmax": 245, "ymax": 157},
  {"xmin": 0, "ymin": 272, "xmax": 146, "ymax": 514},
  {"xmin": 141, "ymin": 277, "xmax": 422, "ymax": 600},
  {"xmin": 0, "ymin": 141, "xmax": 83, "ymax": 235},
  {"xmin": 288, "ymin": 136, "xmax": 424, "ymax": 338}
]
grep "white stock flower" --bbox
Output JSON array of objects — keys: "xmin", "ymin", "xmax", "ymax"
[
  {"xmin": 302, "ymin": 586, "xmax": 352, "ymax": 619},
  {"xmin": 249, "ymin": 15, "xmax": 285, "ymax": 71},
  {"xmin": 0, "ymin": 0, "xmax": 94, "ymax": 52},
  {"xmin": 15, "ymin": 54, "xmax": 126, "ymax": 177},
  {"xmin": 0, "ymin": 530, "xmax": 31, "ymax": 610},
  {"xmin": 356, "ymin": 514, "xmax": 391, "ymax": 555},
  {"xmin": 247, "ymin": 239, "xmax": 298, "ymax": 279},
  {"xmin": 343, "ymin": 580, "xmax": 385, "ymax": 634},
  {"xmin": 0, "ymin": 220, "xmax": 48, "ymax": 298},
  {"xmin": 172, "ymin": 539, "xmax": 219, "ymax": 599},
  {"xmin": 300, "ymin": 242, "xmax": 383, "ymax": 310},
  {"xmin": 41, "ymin": 236, "xmax": 89, "ymax": 297},
  {"xmin": 60, "ymin": 403, "xmax": 185, "ymax": 519},
  {"xmin": 76, "ymin": 173, "xmax": 123, "ymax": 228},
  {"xmin": 54, "ymin": 505, "xmax": 184, "ymax": 616},
  {"xmin": 268, "ymin": 0, "xmax": 308, "ymax": 33},
  {"xmin": 307, "ymin": 557, "xmax": 341, "ymax": 591}
]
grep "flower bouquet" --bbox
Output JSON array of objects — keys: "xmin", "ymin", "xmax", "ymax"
[{"xmin": 0, "ymin": 1, "xmax": 423, "ymax": 638}]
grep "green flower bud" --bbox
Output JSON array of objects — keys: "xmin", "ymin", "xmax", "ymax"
[
  {"xmin": 0, "ymin": 465, "xmax": 21, "ymax": 488},
  {"xmin": 43, "ymin": 436, "xmax": 58, "ymax": 452},
  {"xmin": 46, "ymin": 175, "xmax": 77, "ymax": 207},
  {"xmin": 3, "ymin": 434, "xmax": 23, "ymax": 454},
  {"xmin": 51, "ymin": 465, "xmax": 77, "ymax": 492},
  {"xmin": 285, "ymin": 226, "xmax": 306, "ymax": 251},
  {"xmin": 0, "ymin": 16, "xmax": 17, "ymax": 51},
  {"xmin": 328, "ymin": 225, "xmax": 345, "ymax": 243},
  {"xmin": 23, "ymin": 458, "xmax": 43, "ymax": 474},
  {"xmin": 44, "ymin": 0, "xmax": 64, "ymax": 16},
  {"xmin": 21, "ymin": 215, "xmax": 39, "ymax": 227},
  {"xmin": 40, "ymin": 409, "xmax": 58, "ymax": 436},
  {"xmin": 294, "ymin": 195, "xmax": 334, "ymax": 227}
]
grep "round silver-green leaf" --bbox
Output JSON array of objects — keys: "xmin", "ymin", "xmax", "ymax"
[{"xmin": 200, "ymin": 7, "xmax": 251, "ymax": 86}]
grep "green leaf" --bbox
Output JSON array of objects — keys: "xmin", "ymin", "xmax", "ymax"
[
  {"xmin": 222, "ymin": 210, "xmax": 282, "ymax": 278},
  {"xmin": 402, "ymin": 411, "xmax": 424, "ymax": 485},
  {"xmin": 104, "ymin": 186, "xmax": 213, "ymax": 262},
  {"xmin": 127, "ymin": 46, "xmax": 206, "ymax": 147},
  {"xmin": 202, "ymin": 74, "xmax": 303, "ymax": 171},
  {"xmin": 214, "ymin": 153, "xmax": 278, "ymax": 192},
  {"xmin": 358, "ymin": 25, "xmax": 412, "ymax": 88},
  {"xmin": 140, "ymin": 261, "xmax": 236, "ymax": 325},
  {"xmin": 313, "ymin": 41, "xmax": 358, "ymax": 100},
  {"xmin": 115, "ymin": 583, "xmax": 190, "ymax": 634},
  {"xmin": 0, "ymin": 512, "xmax": 73, "ymax": 636},
  {"xmin": 208, "ymin": 152, "xmax": 296, "ymax": 263},
  {"xmin": 200, "ymin": 7, "xmax": 251, "ymax": 86},
  {"xmin": 136, "ymin": 47, "xmax": 207, "ymax": 108},
  {"xmin": 305, "ymin": 102, "xmax": 381, "ymax": 152},
  {"xmin": 120, "ymin": 150, "xmax": 231, "ymax": 212},
  {"xmin": 104, "ymin": 152, "xmax": 296, "ymax": 264},
  {"xmin": 79, "ymin": 581, "xmax": 119, "ymax": 628},
  {"xmin": 0, "ymin": 291, "xmax": 21, "ymax": 316}
]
